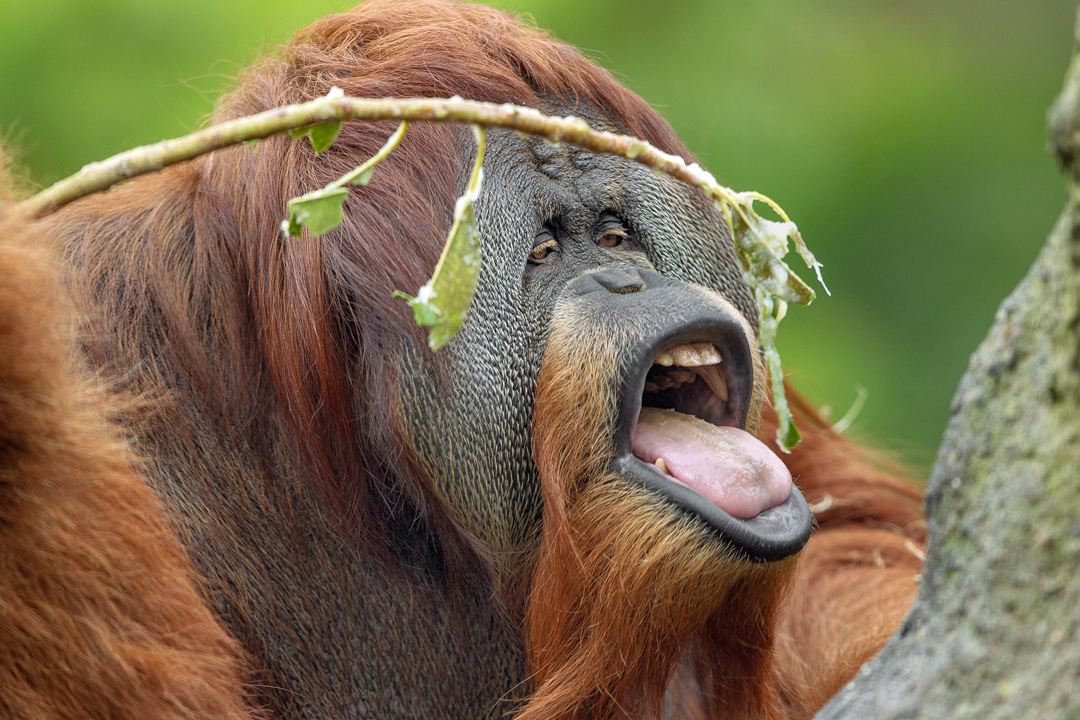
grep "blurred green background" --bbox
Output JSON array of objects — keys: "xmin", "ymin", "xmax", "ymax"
[{"xmin": 2, "ymin": 0, "xmax": 1075, "ymax": 470}]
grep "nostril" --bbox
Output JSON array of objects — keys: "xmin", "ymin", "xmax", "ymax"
[{"xmin": 591, "ymin": 268, "xmax": 646, "ymax": 294}]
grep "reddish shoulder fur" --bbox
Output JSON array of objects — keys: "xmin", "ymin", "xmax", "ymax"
[
  {"xmin": 53, "ymin": 0, "xmax": 695, "ymax": 561},
  {"xmin": 0, "ymin": 204, "xmax": 256, "ymax": 720},
  {"xmin": 759, "ymin": 387, "xmax": 926, "ymax": 718}
]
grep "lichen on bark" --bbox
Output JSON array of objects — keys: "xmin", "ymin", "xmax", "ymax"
[{"xmin": 816, "ymin": 11, "xmax": 1080, "ymax": 719}]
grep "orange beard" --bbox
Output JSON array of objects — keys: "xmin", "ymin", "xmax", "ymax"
[{"xmin": 521, "ymin": 313, "xmax": 796, "ymax": 720}]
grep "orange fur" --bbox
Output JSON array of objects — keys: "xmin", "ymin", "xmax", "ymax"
[
  {"xmin": 0, "ymin": 208, "xmax": 256, "ymax": 720},
  {"xmin": 526, "ymin": 308, "xmax": 795, "ymax": 720},
  {"xmin": 761, "ymin": 390, "xmax": 925, "ymax": 718},
  {"xmin": 524, "ymin": 304, "xmax": 924, "ymax": 719},
  {"xmin": 1, "ymin": 4, "xmax": 926, "ymax": 716}
]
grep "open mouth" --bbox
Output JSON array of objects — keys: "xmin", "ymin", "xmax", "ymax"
[
  {"xmin": 642, "ymin": 342, "xmax": 740, "ymax": 428},
  {"xmin": 613, "ymin": 326, "xmax": 813, "ymax": 562}
]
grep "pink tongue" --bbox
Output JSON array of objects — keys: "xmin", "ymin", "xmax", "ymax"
[{"xmin": 632, "ymin": 407, "xmax": 792, "ymax": 519}]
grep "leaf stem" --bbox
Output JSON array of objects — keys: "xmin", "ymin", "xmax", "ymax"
[
  {"xmin": 331, "ymin": 121, "xmax": 408, "ymax": 189},
  {"xmin": 466, "ymin": 124, "xmax": 485, "ymax": 196}
]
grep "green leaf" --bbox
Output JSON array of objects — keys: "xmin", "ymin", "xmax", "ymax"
[
  {"xmin": 280, "ymin": 212, "xmax": 303, "ymax": 239},
  {"xmin": 764, "ymin": 340, "xmax": 801, "ymax": 453},
  {"xmin": 394, "ymin": 197, "xmax": 482, "ymax": 350},
  {"xmin": 424, "ymin": 199, "xmax": 482, "ymax": 350},
  {"xmin": 350, "ymin": 165, "xmax": 376, "ymax": 186},
  {"xmin": 392, "ymin": 290, "xmax": 440, "ymax": 326},
  {"xmin": 285, "ymin": 186, "xmax": 349, "ymax": 237},
  {"xmin": 780, "ymin": 412, "xmax": 802, "ymax": 452},
  {"xmin": 283, "ymin": 121, "xmax": 407, "ymax": 239},
  {"xmin": 288, "ymin": 120, "xmax": 343, "ymax": 154},
  {"xmin": 394, "ymin": 125, "xmax": 486, "ymax": 352}
]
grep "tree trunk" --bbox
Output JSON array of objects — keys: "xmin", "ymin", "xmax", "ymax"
[{"xmin": 816, "ymin": 9, "xmax": 1080, "ymax": 720}]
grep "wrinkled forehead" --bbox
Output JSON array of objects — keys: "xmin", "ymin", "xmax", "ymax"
[{"xmin": 477, "ymin": 116, "xmax": 758, "ymax": 328}]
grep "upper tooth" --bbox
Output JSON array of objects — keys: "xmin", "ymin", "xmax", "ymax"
[
  {"xmin": 693, "ymin": 365, "xmax": 729, "ymax": 401},
  {"xmin": 695, "ymin": 343, "xmax": 721, "ymax": 365},
  {"xmin": 661, "ymin": 343, "xmax": 721, "ymax": 368},
  {"xmin": 672, "ymin": 345, "xmax": 700, "ymax": 367}
]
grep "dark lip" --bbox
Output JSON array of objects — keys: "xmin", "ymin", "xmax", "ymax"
[{"xmin": 612, "ymin": 318, "xmax": 813, "ymax": 563}]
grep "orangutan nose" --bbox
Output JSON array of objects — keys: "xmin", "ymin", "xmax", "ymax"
[{"xmin": 589, "ymin": 268, "xmax": 647, "ymax": 294}]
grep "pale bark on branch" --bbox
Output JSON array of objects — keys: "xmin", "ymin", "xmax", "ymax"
[
  {"xmin": 816, "ymin": 9, "xmax": 1080, "ymax": 719},
  {"xmin": 12, "ymin": 96, "xmax": 726, "ymax": 222}
]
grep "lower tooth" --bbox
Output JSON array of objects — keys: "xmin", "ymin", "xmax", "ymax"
[{"xmin": 655, "ymin": 457, "xmax": 669, "ymax": 474}]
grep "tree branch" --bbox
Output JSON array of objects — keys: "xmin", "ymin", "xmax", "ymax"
[
  {"xmin": 12, "ymin": 96, "xmax": 811, "ymax": 285},
  {"xmin": 12, "ymin": 91, "xmax": 825, "ymax": 451}
]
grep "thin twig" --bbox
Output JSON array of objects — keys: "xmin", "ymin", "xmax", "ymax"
[{"xmin": 16, "ymin": 95, "xmax": 742, "ymax": 221}]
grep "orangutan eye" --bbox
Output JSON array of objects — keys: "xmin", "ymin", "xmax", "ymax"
[
  {"xmin": 595, "ymin": 213, "xmax": 633, "ymax": 250},
  {"xmin": 529, "ymin": 232, "xmax": 559, "ymax": 263},
  {"xmin": 597, "ymin": 228, "xmax": 628, "ymax": 248}
]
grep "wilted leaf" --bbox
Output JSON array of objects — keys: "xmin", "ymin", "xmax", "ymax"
[
  {"xmin": 394, "ymin": 125, "xmax": 486, "ymax": 351},
  {"xmin": 729, "ymin": 208, "xmax": 816, "ymax": 307},
  {"xmin": 284, "ymin": 186, "xmax": 349, "ymax": 237},
  {"xmin": 395, "ymin": 195, "xmax": 482, "ymax": 350},
  {"xmin": 288, "ymin": 120, "xmax": 343, "ymax": 154},
  {"xmin": 765, "ymin": 340, "xmax": 801, "ymax": 452}
]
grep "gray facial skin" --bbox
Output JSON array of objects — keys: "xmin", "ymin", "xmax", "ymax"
[{"xmin": 403, "ymin": 109, "xmax": 760, "ymax": 562}]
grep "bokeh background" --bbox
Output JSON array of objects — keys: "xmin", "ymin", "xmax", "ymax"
[{"xmin": 2, "ymin": 0, "xmax": 1076, "ymax": 470}]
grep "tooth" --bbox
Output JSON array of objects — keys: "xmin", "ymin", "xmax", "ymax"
[
  {"xmin": 696, "ymin": 343, "xmax": 721, "ymax": 365},
  {"xmin": 658, "ymin": 343, "xmax": 722, "ymax": 369},
  {"xmin": 643, "ymin": 381, "xmax": 659, "ymax": 393},
  {"xmin": 693, "ymin": 365, "xmax": 729, "ymax": 401},
  {"xmin": 672, "ymin": 344, "xmax": 701, "ymax": 367},
  {"xmin": 654, "ymin": 375, "xmax": 674, "ymax": 390},
  {"xmin": 655, "ymin": 457, "xmax": 669, "ymax": 474}
]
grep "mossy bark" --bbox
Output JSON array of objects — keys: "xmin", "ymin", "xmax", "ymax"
[{"xmin": 816, "ymin": 11, "xmax": 1080, "ymax": 720}]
